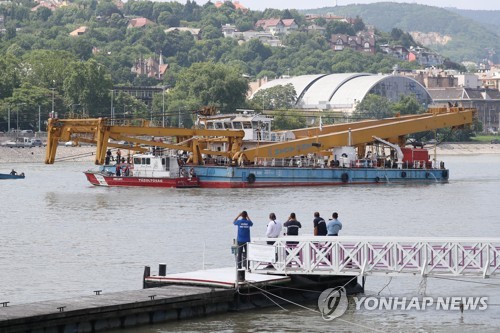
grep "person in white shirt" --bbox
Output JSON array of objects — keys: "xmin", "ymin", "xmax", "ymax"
[{"xmin": 266, "ymin": 213, "xmax": 282, "ymax": 245}]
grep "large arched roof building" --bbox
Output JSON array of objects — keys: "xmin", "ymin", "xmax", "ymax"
[{"xmin": 251, "ymin": 73, "xmax": 432, "ymax": 112}]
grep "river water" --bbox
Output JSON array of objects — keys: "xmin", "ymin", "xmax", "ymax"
[{"xmin": 1, "ymin": 154, "xmax": 500, "ymax": 332}]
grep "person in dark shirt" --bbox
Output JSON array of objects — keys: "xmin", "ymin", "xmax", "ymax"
[
  {"xmin": 313, "ymin": 212, "xmax": 327, "ymax": 236},
  {"xmin": 105, "ymin": 149, "xmax": 112, "ymax": 165},
  {"xmin": 284, "ymin": 213, "xmax": 302, "ymax": 246}
]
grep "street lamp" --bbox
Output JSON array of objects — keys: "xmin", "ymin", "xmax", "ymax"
[
  {"xmin": 50, "ymin": 88, "xmax": 56, "ymax": 118},
  {"xmin": 110, "ymin": 89, "xmax": 114, "ymax": 124},
  {"xmin": 15, "ymin": 103, "xmax": 26, "ymax": 136},
  {"xmin": 7, "ymin": 105, "xmax": 11, "ymax": 133}
]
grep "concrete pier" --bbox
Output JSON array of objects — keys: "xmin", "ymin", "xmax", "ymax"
[{"xmin": 0, "ymin": 285, "xmax": 233, "ymax": 333}]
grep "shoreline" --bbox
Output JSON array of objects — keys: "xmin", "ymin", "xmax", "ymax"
[{"xmin": 0, "ymin": 143, "xmax": 499, "ymax": 165}]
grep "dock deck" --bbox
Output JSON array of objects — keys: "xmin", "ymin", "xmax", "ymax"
[
  {"xmin": 144, "ymin": 267, "xmax": 291, "ymax": 288},
  {"xmin": 0, "ymin": 267, "xmax": 292, "ymax": 333},
  {"xmin": 0, "ymin": 285, "xmax": 234, "ymax": 333}
]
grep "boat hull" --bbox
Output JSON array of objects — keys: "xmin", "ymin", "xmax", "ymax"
[
  {"xmin": 0, "ymin": 173, "xmax": 25, "ymax": 180},
  {"xmin": 84, "ymin": 172, "xmax": 200, "ymax": 188},
  {"xmin": 187, "ymin": 165, "xmax": 449, "ymax": 188}
]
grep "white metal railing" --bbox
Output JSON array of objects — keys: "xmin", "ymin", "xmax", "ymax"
[{"xmin": 248, "ymin": 236, "xmax": 500, "ymax": 278}]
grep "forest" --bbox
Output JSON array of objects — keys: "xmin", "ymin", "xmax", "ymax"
[{"xmin": 0, "ymin": 0, "xmax": 462, "ymax": 131}]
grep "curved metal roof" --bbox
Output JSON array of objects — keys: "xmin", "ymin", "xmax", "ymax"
[
  {"xmin": 329, "ymin": 75, "xmax": 388, "ymax": 106},
  {"xmin": 299, "ymin": 73, "xmax": 370, "ymax": 106},
  {"xmin": 250, "ymin": 73, "xmax": 432, "ymax": 111},
  {"xmin": 251, "ymin": 75, "xmax": 325, "ymax": 100}
]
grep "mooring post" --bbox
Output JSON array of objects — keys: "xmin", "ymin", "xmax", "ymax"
[
  {"xmin": 159, "ymin": 263, "xmax": 167, "ymax": 276},
  {"xmin": 143, "ymin": 266, "xmax": 151, "ymax": 289}
]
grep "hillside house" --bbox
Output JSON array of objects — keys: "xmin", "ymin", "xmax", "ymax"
[
  {"xmin": 380, "ymin": 44, "xmax": 409, "ymax": 61},
  {"xmin": 131, "ymin": 55, "xmax": 168, "ymax": 80},
  {"xmin": 127, "ymin": 17, "xmax": 155, "ymax": 29},
  {"xmin": 330, "ymin": 34, "xmax": 375, "ymax": 54},
  {"xmin": 69, "ymin": 26, "xmax": 88, "ymax": 36},
  {"xmin": 255, "ymin": 18, "xmax": 285, "ymax": 35},
  {"xmin": 214, "ymin": 0, "xmax": 248, "ymax": 12},
  {"xmin": 408, "ymin": 46, "xmax": 443, "ymax": 67},
  {"xmin": 164, "ymin": 27, "xmax": 202, "ymax": 40},
  {"xmin": 306, "ymin": 24, "xmax": 327, "ymax": 36},
  {"xmin": 222, "ymin": 24, "xmax": 238, "ymax": 38},
  {"xmin": 282, "ymin": 19, "xmax": 298, "ymax": 33}
]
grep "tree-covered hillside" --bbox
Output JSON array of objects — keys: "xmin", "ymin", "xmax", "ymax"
[
  {"xmin": 0, "ymin": 0, "xmax": 452, "ymax": 130},
  {"xmin": 448, "ymin": 8, "xmax": 500, "ymax": 36},
  {"xmin": 307, "ymin": 2, "xmax": 500, "ymax": 63}
]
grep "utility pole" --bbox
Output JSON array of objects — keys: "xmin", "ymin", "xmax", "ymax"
[
  {"xmin": 38, "ymin": 105, "xmax": 41, "ymax": 133},
  {"xmin": 162, "ymin": 86, "xmax": 165, "ymax": 127},
  {"xmin": 7, "ymin": 105, "xmax": 10, "ymax": 133}
]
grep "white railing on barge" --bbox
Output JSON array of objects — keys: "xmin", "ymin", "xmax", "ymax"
[{"xmin": 248, "ymin": 236, "xmax": 500, "ymax": 278}]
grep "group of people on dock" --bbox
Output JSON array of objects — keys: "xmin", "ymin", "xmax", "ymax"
[{"xmin": 233, "ymin": 211, "xmax": 342, "ymax": 268}]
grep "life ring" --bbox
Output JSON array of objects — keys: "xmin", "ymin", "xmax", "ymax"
[
  {"xmin": 375, "ymin": 176, "xmax": 380, "ymax": 183},
  {"xmin": 189, "ymin": 168, "xmax": 196, "ymax": 177},
  {"xmin": 247, "ymin": 173, "xmax": 256, "ymax": 184},
  {"xmin": 401, "ymin": 171, "xmax": 407, "ymax": 178},
  {"xmin": 341, "ymin": 172, "xmax": 349, "ymax": 183},
  {"xmin": 442, "ymin": 170, "xmax": 449, "ymax": 179}
]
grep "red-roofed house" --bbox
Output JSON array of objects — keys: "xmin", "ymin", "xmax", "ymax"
[
  {"xmin": 127, "ymin": 17, "xmax": 155, "ymax": 29},
  {"xmin": 282, "ymin": 19, "xmax": 298, "ymax": 33},
  {"xmin": 214, "ymin": 0, "xmax": 248, "ymax": 12},
  {"xmin": 255, "ymin": 18, "xmax": 285, "ymax": 35}
]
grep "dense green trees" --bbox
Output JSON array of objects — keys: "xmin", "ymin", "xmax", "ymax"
[
  {"xmin": 353, "ymin": 94, "xmax": 425, "ymax": 120},
  {"xmin": 0, "ymin": 0, "xmax": 460, "ymax": 132},
  {"xmin": 251, "ymin": 84, "xmax": 297, "ymax": 111},
  {"xmin": 165, "ymin": 62, "xmax": 249, "ymax": 126}
]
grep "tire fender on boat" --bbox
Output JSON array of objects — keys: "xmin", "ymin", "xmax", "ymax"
[
  {"xmin": 189, "ymin": 168, "xmax": 196, "ymax": 177},
  {"xmin": 442, "ymin": 170, "xmax": 449, "ymax": 179},
  {"xmin": 341, "ymin": 172, "xmax": 349, "ymax": 183},
  {"xmin": 375, "ymin": 176, "xmax": 380, "ymax": 183},
  {"xmin": 401, "ymin": 171, "xmax": 407, "ymax": 178},
  {"xmin": 247, "ymin": 173, "xmax": 256, "ymax": 184}
]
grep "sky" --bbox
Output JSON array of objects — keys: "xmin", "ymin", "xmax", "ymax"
[{"xmin": 174, "ymin": 0, "xmax": 500, "ymax": 11}]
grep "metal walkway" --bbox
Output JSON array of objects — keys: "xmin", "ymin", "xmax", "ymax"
[{"xmin": 248, "ymin": 236, "xmax": 500, "ymax": 278}]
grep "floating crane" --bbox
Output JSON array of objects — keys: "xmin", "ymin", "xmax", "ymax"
[{"xmin": 45, "ymin": 106, "xmax": 475, "ymax": 166}]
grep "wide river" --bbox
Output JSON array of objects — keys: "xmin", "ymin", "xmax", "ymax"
[{"xmin": 1, "ymin": 154, "xmax": 500, "ymax": 332}]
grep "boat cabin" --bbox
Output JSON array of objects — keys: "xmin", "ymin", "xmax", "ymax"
[
  {"xmin": 199, "ymin": 110, "xmax": 273, "ymax": 142},
  {"xmin": 127, "ymin": 153, "xmax": 180, "ymax": 178}
]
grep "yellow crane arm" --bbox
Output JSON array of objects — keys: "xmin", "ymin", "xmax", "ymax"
[{"xmin": 236, "ymin": 108, "xmax": 475, "ymax": 161}]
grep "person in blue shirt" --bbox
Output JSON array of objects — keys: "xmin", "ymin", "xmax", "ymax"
[
  {"xmin": 327, "ymin": 212, "xmax": 342, "ymax": 236},
  {"xmin": 233, "ymin": 211, "xmax": 253, "ymax": 268}
]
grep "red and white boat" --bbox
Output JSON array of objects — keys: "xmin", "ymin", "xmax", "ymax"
[{"xmin": 84, "ymin": 153, "xmax": 200, "ymax": 188}]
